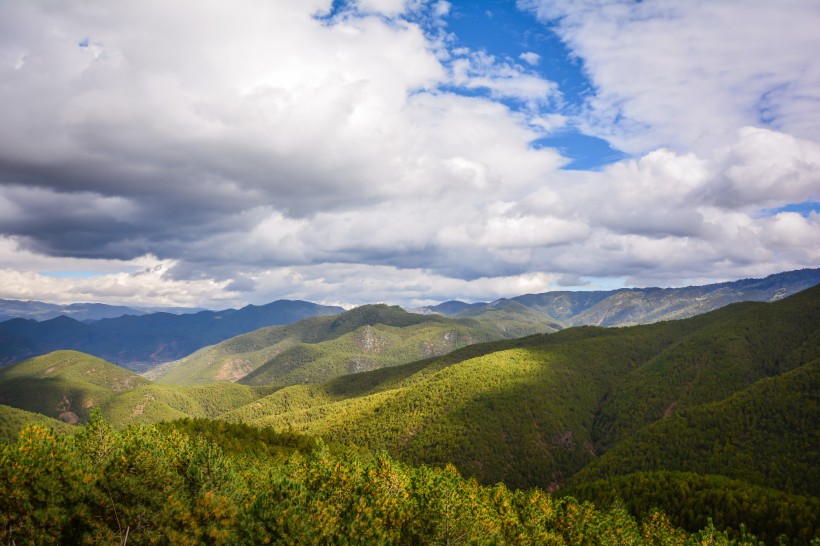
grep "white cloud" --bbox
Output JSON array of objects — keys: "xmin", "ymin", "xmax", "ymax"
[
  {"xmin": 0, "ymin": 0, "xmax": 817, "ymax": 309},
  {"xmin": 519, "ymin": 51, "xmax": 540, "ymax": 66},
  {"xmin": 520, "ymin": 0, "xmax": 820, "ymax": 154},
  {"xmin": 356, "ymin": 0, "xmax": 408, "ymax": 16},
  {"xmin": 449, "ymin": 50, "xmax": 559, "ymax": 105}
]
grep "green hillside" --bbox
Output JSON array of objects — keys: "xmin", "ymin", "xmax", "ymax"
[
  {"xmin": 216, "ymin": 286, "xmax": 820, "ymax": 541},
  {"xmin": 572, "ymin": 360, "xmax": 820, "ymax": 496},
  {"xmin": 0, "ymin": 404, "xmax": 75, "ymax": 442},
  {"xmin": 150, "ymin": 303, "xmax": 558, "ymax": 387},
  {"xmin": 0, "ymin": 350, "xmax": 265, "ymax": 427},
  {"xmin": 221, "ymin": 320, "xmax": 702, "ymax": 488},
  {"xmin": 0, "ymin": 350, "xmax": 151, "ymax": 423}
]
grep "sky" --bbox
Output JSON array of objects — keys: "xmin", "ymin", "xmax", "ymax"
[{"xmin": 0, "ymin": 0, "xmax": 818, "ymax": 309}]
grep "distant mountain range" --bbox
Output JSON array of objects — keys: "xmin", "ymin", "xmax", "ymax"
[
  {"xmin": 0, "ymin": 299, "xmax": 204, "ymax": 323},
  {"xmin": 413, "ymin": 268, "xmax": 820, "ymax": 326},
  {"xmin": 0, "ymin": 268, "xmax": 817, "ymax": 371},
  {"xmin": 0, "ymin": 300, "xmax": 343, "ymax": 370}
]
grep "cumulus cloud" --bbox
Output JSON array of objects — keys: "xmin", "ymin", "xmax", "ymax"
[
  {"xmin": 520, "ymin": 0, "xmax": 820, "ymax": 154},
  {"xmin": 0, "ymin": 0, "xmax": 817, "ymax": 308}
]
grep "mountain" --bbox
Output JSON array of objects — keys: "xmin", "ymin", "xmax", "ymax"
[
  {"xmin": 0, "ymin": 300, "xmax": 343, "ymax": 370},
  {"xmin": 0, "ymin": 350, "xmax": 265, "ymax": 426},
  {"xmin": 216, "ymin": 285, "xmax": 820, "ymax": 540},
  {"xmin": 419, "ymin": 268, "xmax": 820, "ymax": 327},
  {"xmin": 148, "ymin": 303, "xmax": 560, "ymax": 387},
  {"xmin": 0, "ymin": 298, "xmax": 204, "ymax": 322},
  {"xmin": 233, "ymin": 286, "xmax": 818, "ymax": 488}
]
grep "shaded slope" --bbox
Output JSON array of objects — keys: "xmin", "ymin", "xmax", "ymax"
[
  {"xmin": 569, "ymin": 360, "xmax": 820, "ymax": 497},
  {"xmin": 0, "ymin": 350, "xmax": 151, "ymax": 423},
  {"xmin": 0, "ymin": 403, "xmax": 76, "ymax": 442}
]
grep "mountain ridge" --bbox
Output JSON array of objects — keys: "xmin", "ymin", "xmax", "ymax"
[
  {"xmin": 148, "ymin": 303, "xmax": 559, "ymax": 387},
  {"xmin": 414, "ymin": 268, "xmax": 820, "ymax": 327},
  {"xmin": 0, "ymin": 300, "xmax": 343, "ymax": 370}
]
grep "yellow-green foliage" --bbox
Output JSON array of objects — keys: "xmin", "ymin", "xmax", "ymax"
[
  {"xmin": 0, "ymin": 350, "xmax": 150, "ymax": 423},
  {"xmin": 222, "ymin": 322, "xmax": 688, "ymax": 489},
  {"xmin": 0, "ymin": 417, "xmax": 767, "ymax": 545}
]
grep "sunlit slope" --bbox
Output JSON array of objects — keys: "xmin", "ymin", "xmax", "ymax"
[
  {"xmin": 0, "ymin": 350, "xmax": 264, "ymax": 426},
  {"xmin": 222, "ymin": 285, "xmax": 820, "ymax": 492},
  {"xmin": 0, "ymin": 350, "xmax": 151, "ymax": 423},
  {"xmin": 223, "ymin": 321, "xmax": 694, "ymax": 489},
  {"xmin": 152, "ymin": 304, "xmax": 558, "ymax": 387}
]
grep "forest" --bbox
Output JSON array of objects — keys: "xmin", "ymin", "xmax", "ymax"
[{"xmin": 0, "ymin": 415, "xmax": 778, "ymax": 545}]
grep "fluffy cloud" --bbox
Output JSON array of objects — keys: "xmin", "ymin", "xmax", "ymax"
[
  {"xmin": 520, "ymin": 0, "xmax": 820, "ymax": 154},
  {"xmin": 0, "ymin": 0, "xmax": 818, "ymax": 308}
]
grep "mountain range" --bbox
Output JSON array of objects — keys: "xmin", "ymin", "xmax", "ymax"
[
  {"xmin": 0, "ymin": 300, "xmax": 343, "ymax": 370},
  {"xmin": 416, "ymin": 268, "xmax": 820, "ymax": 326},
  {"xmin": 0, "ymin": 299, "xmax": 204, "ymax": 323},
  {"xmin": 1, "ymin": 283, "xmax": 817, "ymax": 542},
  {"xmin": 146, "ymin": 303, "xmax": 560, "ymax": 386},
  {"xmin": 1, "ymin": 269, "xmax": 817, "ymax": 372}
]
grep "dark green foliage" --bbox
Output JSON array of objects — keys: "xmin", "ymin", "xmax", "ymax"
[
  {"xmin": 0, "ymin": 404, "xmax": 75, "ymax": 443},
  {"xmin": 0, "ymin": 417, "xmax": 771, "ymax": 544},
  {"xmin": 571, "ymin": 361, "xmax": 820, "ymax": 497},
  {"xmin": 562, "ymin": 472, "xmax": 819, "ymax": 545},
  {"xmin": 156, "ymin": 417, "xmax": 319, "ymax": 458}
]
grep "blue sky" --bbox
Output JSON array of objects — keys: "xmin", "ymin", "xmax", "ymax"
[
  {"xmin": 442, "ymin": 1, "xmax": 626, "ymax": 170},
  {"xmin": 0, "ymin": 0, "xmax": 817, "ymax": 308}
]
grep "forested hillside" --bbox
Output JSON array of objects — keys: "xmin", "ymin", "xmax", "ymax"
[
  {"xmin": 217, "ymin": 285, "xmax": 820, "ymax": 542},
  {"xmin": 0, "ymin": 351, "xmax": 267, "ymax": 425},
  {"xmin": 149, "ymin": 304, "xmax": 559, "ymax": 387}
]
